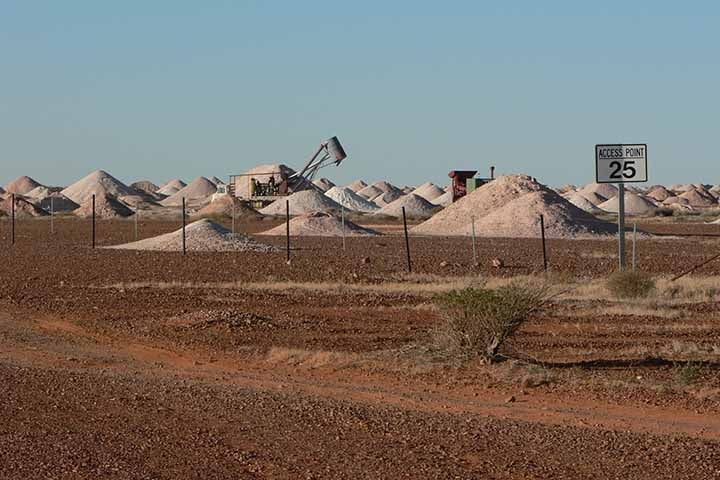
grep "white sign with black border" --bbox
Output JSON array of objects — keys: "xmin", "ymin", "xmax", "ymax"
[{"xmin": 595, "ymin": 144, "xmax": 647, "ymax": 183}]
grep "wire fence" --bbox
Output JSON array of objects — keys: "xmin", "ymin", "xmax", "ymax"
[{"xmin": 2, "ymin": 193, "xmax": 720, "ymax": 278}]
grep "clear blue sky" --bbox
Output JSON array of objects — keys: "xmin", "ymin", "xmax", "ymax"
[{"xmin": 1, "ymin": 1, "xmax": 718, "ymax": 188}]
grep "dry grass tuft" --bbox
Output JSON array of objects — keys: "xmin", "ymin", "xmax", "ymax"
[
  {"xmin": 606, "ymin": 271, "xmax": 656, "ymax": 299},
  {"xmin": 265, "ymin": 347, "xmax": 357, "ymax": 369}
]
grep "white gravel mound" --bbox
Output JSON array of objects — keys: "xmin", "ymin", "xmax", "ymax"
[
  {"xmin": 347, "ymin": 180, "xmax": 367, "ymax": 192},
  {"xmin": 431, "ymin": 190, "xmax": 453, "ymax": 207},
  {"xmin": 4, "ymin": 176, "xmax": 43, "ymax": 195},
  {"xmin": 411, "ymin": 182, "xmax": 445, "ymax": 201},
  {"xmin": 413, "ymin": 174, "xmax": 616, "ymax": 237},
  {"xmin": 26, "ymin": 187, "xmax": 79, "ymax": 212},
  {"xmin": 75, "ymin": 192, "xmax": 134, "ymax": 219},
  {"xmin": 371, "ymin": 190, "xmax": 404, "ymax": 207},
  {"xmin": 371, "ymin": 180, "xmax": 402, "ymax": 195},
  {"xmin": 324, "ymin": 186, "xmax": 379, "ymax": 212},
  {"xmin": 679, "ymin": 189, "xmax": 717, "ymax": 207},
  {"xmin": 598, "ymin": 192, "xmax": 658, "ymax": 215},
  {"xmin": 260, "ymin": 189, "xmax": 343, "ymax": 216},
  {"xmin": 469, "ymin": 191, "xmax": 616, "ymax": 238},
  {"xmin": 194, "ymin": 194, "xmax": 262, "ymax": 219},
  {"xmin": 161, "ymin": 177, "xmax": 217, "ymax": 206},
  {"xmin": 157, "ymin": 179, "xmax": 187, "ymax": 196},
  {"xmin": 108, "ymin": 219, "xmax": 276, "ymax": 252},
  {"xmin": 670, "ymin": 183, "xmax": 695, "ymax": 193},
  {"xmin": 563, "ymin": 192, "xmax": 605, "ymax": 213},
  {"xmin": 131, "ymin": 181, "xmax": 160, "ymax": 194},
  {"xmin": 647, "ymin": 186, "xmax": 673, "ymax": 202},
  {"xmin": 356, "ymin": 184, "xmax": 383, "ymax": 199},
  {"xmin": 578, "ymin": 191, "xmax": 608, "ymax": 206},
  {"xmin": 0, "ymin": 196, "xmax": 48, "ymax": 217},
  {"xmin": 312, "ymin": 178, "xmax": 336, "ymax": 192},
  {"xmin": 579, "ymin": 183, "xmax": 618, "ymax": 201},
  {"xmin": 663, "ymin": 196, "xmax": 691, "ymax": 206},
  {"xmin": 556, "ymin": 184, "xmax": 577, "ymax": 194},
  {"xmin": 375, "ymin": 193, "xmax": 436, "ymax": 219},
  {"xmin": 62, "ymin": 170, "xmax": 136, "ymax": 205},
  {"xmin": 258, "ymin": 211, "xmax": 380, "ymax": 237},
  {"xmin": 25, "ymin": 185, "xmax": 56, "ymax": 199}
]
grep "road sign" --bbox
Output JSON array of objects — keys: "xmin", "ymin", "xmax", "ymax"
[
  {"xmin": 595, "ymin": 144, "xmax": 647, "ymax": 184},
  {"xmin": 595, "ymin": 143, "xmax": 648, "ymax": 272}
]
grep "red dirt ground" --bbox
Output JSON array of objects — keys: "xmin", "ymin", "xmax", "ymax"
[{"xmin": 2, "ymin": 218, "xmax": 720, "ymax": 478}]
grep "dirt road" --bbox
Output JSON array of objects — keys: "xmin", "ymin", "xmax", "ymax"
[{"xmin": 2, "ymin": 308, "xmax": 720, "ymax": 479}]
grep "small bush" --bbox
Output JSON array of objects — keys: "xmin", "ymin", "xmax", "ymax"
[
  {"xmin": 674, "ymin": 361, "xmax": 703, "ymax": 386},
  {"xmin": 606, "ymin": 271, "xmax": 656, "ymax": 299},
  {"xmin": 433, "ymin": 284, "xmax": 548, "ymax": 363},
  {"xmin": 653, "ymin": 207, "xmax": 674, "ymax": 217}
]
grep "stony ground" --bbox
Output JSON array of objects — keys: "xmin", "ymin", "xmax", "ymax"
[{"xmin": 2, "ymin": 217, "xmax": 720, "ymax": 478}]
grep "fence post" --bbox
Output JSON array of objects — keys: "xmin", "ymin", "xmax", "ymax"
[
  {"xmin": 402, "ymin": 206, "xmax": 412, "ymax": 273},
  {"xmin": 182, "ymin": 197, "xmax": 186, "ymax": 255},
  {"xmin": 540, "ymin": 214, "xmax": 548, "ymax": 273},
  {"xmin": 92, "ymin": 194, "xmax": 96, "ymax": 249},
  {"xmin": 341, "ymin": 204, "xmax": 346, "ymax": 251},
  {"xmin": 231, "ymin": 200, "xmax": 235, "ymax": 238},
  {"xmin": 134, "ymin": 205, "xmax": 139, "ymax": 241},
  {"xmin": 11, "ymin": 194, "xmax": 15, "ymax": 245},
  {"xmin": 50, "ymin": 196, "xmax": 54, "ymax": 235},
  {"xmin": 471, "ymin": 215, "xmax": 477, "ymax": 265},
  {"xmin": 632, "ymin": 222, "xmax": 637, "ymax": 272},
  {"xmin": 285, "ymin": 200, "xmax": 290, "ymax": 262}
]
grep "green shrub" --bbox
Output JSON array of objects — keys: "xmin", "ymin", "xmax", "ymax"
[
  {"xmin": 433, "ymin": 284, "xmax": 548, "ymax": 363},
  {"xmin": 673, "ymin": 361, "xmax": 703, "ymax": 386},
  {"xmin": 606, "ymin": 271, "xmax": 656, "ymax": 299}
]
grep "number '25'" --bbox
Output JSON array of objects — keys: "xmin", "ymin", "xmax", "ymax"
[{"xmin": 609, "ymin": 160, "xmax": 636, "ymax": 179}]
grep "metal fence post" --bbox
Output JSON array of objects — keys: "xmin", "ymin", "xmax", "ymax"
[
  {"xmin": 632, "ymin": 222, "xmax": 637, "ymax": 272},
  {"xmin": 471, "ymin": 215, "xmax": 477, "ymax": 265},
  {"xmin": 92, "ymin": 194, "xmax": 96, "ymax": 249},
  {"xmin": 11, "ymin": 194, "xmax": 15, "ymax": 245},
  {"xmin": 182, "ymin": 197, "xmax": 186, "ymax": 255},
  {"xmin": 341, "ymin": 204, "xmax": 346, "ymax": 251},
  {"xmin": 231, "ymin": 200, "xmax": 235, "ymax": 238},
  {"xmin": 285, "ymin": 200, "xmax": 290, "ymax": 262},
  {"xmin": 540, "ymin": 214, "xmax": 548, "ymax": 273},
  {"xmin": 402, "ymin": 206, "xmax": 412, "ymax": 273},
  {"xmin": 50, "ymin": 196, "xmax": 54, "ymax": 235},
  {"xmin": 134, "ymin": 206, "xmax": 139, "ymax": 241}
]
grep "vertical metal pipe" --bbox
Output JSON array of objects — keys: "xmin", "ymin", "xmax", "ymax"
[
  {"xmin": 92, "ymin": 194, "xmax": 96, "ymax": 249},
  {"xmin": 471, "ymin": 215, "xmax": 477, "ymax": 265},
  {"xmin": 617, "ymin": 183, "xmax": 626, "ymax": 271},
  {"xmin": 341, "ymin": 204, "xmax": 346, "ymax": 251},
  {"xmin": 231, "ymin": 199, "xmax": 235, "ymax": 238},
  {"xmin": 285, "ymin": 200, "xmax": 290, "ymax": 262},
  {"xmin": 50, "ymin": 196, "xmax": 54, "ymax": 235},
  {"xmin": 182, "ymin": 197, "xmax": 186, "ymax": 255},
  {"xmin": 632, "ymin": 222, "xmax": 637, "ymax": 272},
  {"xmin": 402, "ymin": 206, "xmax": 412, "ymax": 273},
  {"xmin": 540, "ymin": 214, "xmax": 548, "ymax": 273},
  {"xmin": 11, "ymin": 194, "xmax": 15, "ymax": 245},
  {"xmin": 134, "ymin": 205, "xmax": 139, "ymax": 241}
]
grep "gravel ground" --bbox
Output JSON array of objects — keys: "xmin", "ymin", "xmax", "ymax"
[{"xmin": 2, "ymin": 218, "xmax": 720, "ymax": 478}]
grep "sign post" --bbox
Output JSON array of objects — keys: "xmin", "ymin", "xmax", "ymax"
[{"xmin": 595, "ymin": 144, "xmax": 647, "ymax": 272}]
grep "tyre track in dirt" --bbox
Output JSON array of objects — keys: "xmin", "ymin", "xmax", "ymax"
[{"xmin": 4, "ymin": 310, "xmax": 720, "ymax": 442}]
